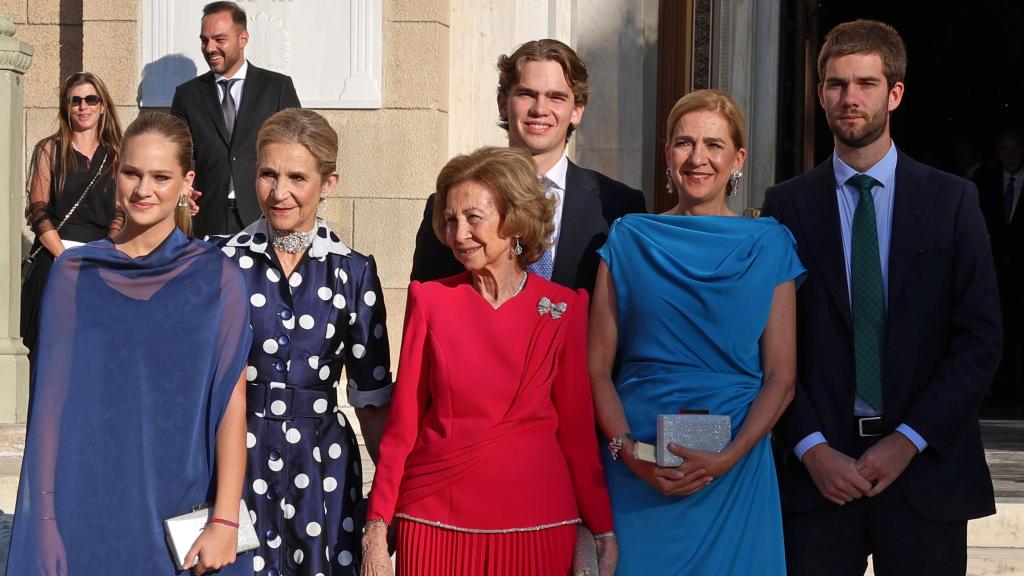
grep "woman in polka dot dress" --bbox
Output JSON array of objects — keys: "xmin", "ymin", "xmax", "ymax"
[{"xmin": 211, "ymin": 109, "xmax": 393, "ymax": 576}]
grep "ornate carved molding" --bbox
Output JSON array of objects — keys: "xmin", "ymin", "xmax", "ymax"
[
  {"xmin": 691, "ymin": 0, "xmax": 712, "ymax": 90},
  {"xmin": 0, "ymin": 17, "xmax": 34, "ymax": 75}
]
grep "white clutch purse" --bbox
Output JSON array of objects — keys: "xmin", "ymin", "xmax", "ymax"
[{"xmin": 163, "ymin": 499, "xmax": 259, "ymax": 568}]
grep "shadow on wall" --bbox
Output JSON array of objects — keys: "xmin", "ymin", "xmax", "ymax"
[{"xmin": 137, "ymin": 55, "xmax": 198, "ymax": 108}]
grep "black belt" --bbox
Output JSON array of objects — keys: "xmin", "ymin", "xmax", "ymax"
[
  {"xmin": 227, "ymin": 198, "xmax": 238, "ymax": 209},
  {"xmin": 855, "ymin": 416, "xmax": 883, "ymax": 437},
  {"xmin": 247, "ymin": 382, "xmax": 335, "ymax": 420}
]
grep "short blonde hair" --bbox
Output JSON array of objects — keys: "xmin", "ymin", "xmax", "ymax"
[
  {"xmin": 433, "ymin": 146, "xmax": 554, "ymax": 268},
  {"xmin": 257, "ymin": 108, "xmax": 337, "ymax": 179},
  {"xmin": 665, "ymin": 89, "xmax": 746, "ymax": 151}
]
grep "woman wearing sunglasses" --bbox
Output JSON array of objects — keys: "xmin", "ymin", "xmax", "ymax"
[{"xmin": 21, "ymin": 72, "xmax": 124, "ymax": 392}]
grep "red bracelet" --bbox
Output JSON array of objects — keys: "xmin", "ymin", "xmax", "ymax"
[{"xmin": 208, "ymin": 517, "xmax": 239, "ymax": 529}]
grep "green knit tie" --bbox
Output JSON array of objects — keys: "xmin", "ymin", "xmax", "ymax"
[{"xmin": 848, "ymin": 174, "xmax": 885, "ymax": 411}]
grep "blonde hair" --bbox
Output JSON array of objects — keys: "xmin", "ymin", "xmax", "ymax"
[
  {"xmin": 665, "ymin": 89, "xmax": 746, "ymax": 150},
  {"xmin": 433, "ymin": 146, "xmax": 554, "ymax": 268},
  {"xmin": 257, "ymin": 108, "xmax": 338, "ymax": 179},
  {"xmin": 122, "ymin": 112, "xmax": 194, "ymax": 236}
]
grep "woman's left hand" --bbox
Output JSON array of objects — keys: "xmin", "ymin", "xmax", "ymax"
[
  {"xmin": 666, "ymin": 444, "xmax": 737, "ymax": 483},
  {"xmin": 182, "ymin": 522, "xmax": 237, "ymax": 575},
  {"xmin": 596, "ymin": 535, "xmax": 618, "ymax": 576}
]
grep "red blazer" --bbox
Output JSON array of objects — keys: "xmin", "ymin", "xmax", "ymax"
[{"xmin": 367, "ymin": 273, "xmax": 613, "ymax": 533}]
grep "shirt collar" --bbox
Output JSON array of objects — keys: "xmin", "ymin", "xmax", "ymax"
[
  {"xmin": 1003, "ymin": 167, "xmax": 1024, "ymax": 181},
  {"xmin": 833, "ymin": 140, "xmax": 898, "ymax": 191},
  {"xmin": 215, "ymin": 59, "xmax": 249, "ymax": 84},
  {"xmin": 225, "ymin": 217, "xmax": 352, "ymax": 259},
  {"xmin": 542, "ymin": 154, "xmax": 569, "ymax": 191}
]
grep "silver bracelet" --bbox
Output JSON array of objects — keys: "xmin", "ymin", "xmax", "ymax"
[
  {"xmin": 363, "ymin": 518, "xmax": 388, "ymax": 534},
  {"xmin": 607, "ymin": 432, "xmax": 636, "ymax": 460},
  {"xmin": 594, "ymin": 531, "xmax": 616, "ymax": 540}
]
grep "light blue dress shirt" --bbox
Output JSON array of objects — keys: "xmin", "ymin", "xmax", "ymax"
[{"xmin": 794, "ymin": 143, "xmax": 927, "ymax": 460}]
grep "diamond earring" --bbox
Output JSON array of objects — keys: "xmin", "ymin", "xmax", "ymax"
[
  {"xmin": 665, "ymin": 168, "xmax": 674, "ymax": 194},
  {"xmin": 728, "ymin": 171, "xmax": 743, "ymax": 196}
]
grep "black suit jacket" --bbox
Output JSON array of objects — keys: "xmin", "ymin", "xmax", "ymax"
[
  {"xmin": 171, "ymin": 62, "xmax": 301, "ymax": 237},
  {"xmin": 763, "ymin": 152, "xmax": 1000, "ymax": 523},
  {"xmin": 972, "ymin": 163, "xmax": 1024, "ymax": 296},
  {"xmin": 410, "ymin": 160, "xmax": 647, "ymax": 295}
]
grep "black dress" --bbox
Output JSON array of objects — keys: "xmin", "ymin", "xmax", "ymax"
[{"xmin": 21, "ymin": 140, "xmax": 118, "ymax": 371}]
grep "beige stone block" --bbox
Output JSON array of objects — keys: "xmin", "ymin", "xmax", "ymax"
[
  {"xmin": 381, "ymin": 286, "xmax": 407, "ymax": 366},
  {"xmin": 390, "ymin": 0, "xmax": 450, "ymax": 25},
  {"xmin": 113, "ymin": 103, "xmax": 138, "ymax": 126},
  {"xmin": 325, "ymin": 108, "xmax": 447, "ymax": 201},
  {"xmin": 27, "ymin": 0, "xmax": 62, "ymax": 24},
  {"xmin": 18, "ymin": 24, "xmax": 60, "ymax": 106},
  {"xmin": 1, "ymin": 0, "xmax": 28, "ymax": 24},
  {"xmin": 383, "ymin": 21, "xmax": 448, "ymax": 110},
  {"xmin": 25, "ymin": 106, "xmax": 56, "ymax": 153},
  {"xmin": 83, "ymin": 0, "xmax": 138, "ymax": 21},
  {"xmin": 320, "ymin": 197, "xmax": 354, "ymax": 247},
  {"xmin": 82, "ymin": 20, "xmax": 138, "ymax": 106},
  {"xmin": 351, "ymin": 198, "xmax": 425, "ymax": 290}
]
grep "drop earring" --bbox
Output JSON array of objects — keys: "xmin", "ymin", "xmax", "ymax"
[
  {"xmin": 177, "ymin": 193, "xmax": 190, "ymax": 208},
  {"xmin": 727, "ymin": 171, "xmax": 743, "ymax": 196},
  {"xmin": 665, "ymin": 168, "xmax": 674, "ymax": 194},
  {"xmin": 514, "ymin": 236, "xmax": 523, "ymax": 256}
]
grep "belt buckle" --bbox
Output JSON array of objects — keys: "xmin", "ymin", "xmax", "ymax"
[{"xmin": 858, "ymin": 416, "xmax": 882, "ymax": 437}]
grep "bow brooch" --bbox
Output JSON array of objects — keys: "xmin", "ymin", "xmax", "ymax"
[{"xmin": 537, "ymin": 297, "xmax": 567, "ymax": 319}]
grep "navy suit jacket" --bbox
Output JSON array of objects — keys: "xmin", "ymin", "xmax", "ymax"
[
  {"xmin": 171, "ymin": 62, "xmax": 301, "ymax": 237},
  {"xmin": 764, "ymin": 152, "xmax": 1000, "ymax": 523},
  {"xmin": 410, "ymin": 160, "xmax": 647, "ymax": 295}
]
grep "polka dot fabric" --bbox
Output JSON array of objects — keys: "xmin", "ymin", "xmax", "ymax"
[{"xmin": 211, "ymin": 219, "xmax": 394, "ymax": 576}]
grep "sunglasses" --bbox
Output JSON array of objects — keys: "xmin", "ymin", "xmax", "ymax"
[{"xmin": 69, "ymin": 95, "xmax": 103, "ymax": 107}]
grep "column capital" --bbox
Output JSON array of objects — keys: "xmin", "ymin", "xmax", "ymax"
[{"xmin": 0, "ymin": 17, "xmax": 33, "ymax": 75}]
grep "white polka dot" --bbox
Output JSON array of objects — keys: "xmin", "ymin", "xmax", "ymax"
[
  {"xmin": 250, "ymin": 509, "xmax": 257, "ymax": 524},
  {"xmin": 299, "ymin": 314, "xmax": 315, "ymax": 330},
  {"xmin": 313, "ymin": 446, "xmax": 322, "ymax": 462},
  {"xmin": 253, "ymin": 555, "xmax": 265, "ymax": 571},
  {"xmin": 313, "ymin": 398, "xmax": 329, "ymax": 413},
  {"xmin": 294, "ymin": 473, "xmax": 310, "ymax": 489},
  {"xmin": 238, "ymin": 255, "xmax": 254, "ymax": 269},
  {"xmin": 307, "ymin": 355, "xmax": 319, "ymax": 369},
  {"xmin": 267, "ymin": 534, "xmax": 281, "ymax": 549},
  {"xmin": 328, "ymin": 443, "xmax": 342, "ymax": 459},
  {"xmin": 332, "ymin": 294, "xmax": 346, "ymax": 309},
  {"xmin": 352, "ymin": 344, "xmax": 366, "ymax": 359},
  {"xmin": 262, "ymin": 339, "xmax": 278, "ymax": 354},
  {"xmin": 337, "ymin": 412, "xmax": 348, "ymax": 427},
  {"xmin": 270, "ymin": 400, "xmax": 287, "ymax": 416},
  {"xmin": 317, "ymin": 286, "xmax": 333, "ymax": 301},
  {"xmin": 246, "ymin": 432, "xmax": 257, "ymax": 448},
  {"xmin": 323, "ymin": 477, "xmax": 337, "ymax": 492},
  {"xmin": 252, "ymin": 479, "xmax": 268, "ymax": 494},
  {"xmin": 319, "ymin": 366, "xmax": 331, "ymax": 380},
  {"xmin": 250, "ymin": 293, "xmax": 266, "ymax": 307},
  {"xmin": 363, "ymin": 291, "xmax": 377, "ymax": 306},
  {"xmin": 283, "ymin": 503, "xmax": 296, "ymax": 519},
  {"xmin": 343, "ymin": 516, "xmax": 354, "ymax": 532},
  {"xmin": 282, "ymin": 316, "xmax": 295, "ymax": 330},
  {"xmin": 336, "ymin": 268, "xmax": 348, "ymax": 283},
  {"xmin": 270, "ymin": 381, "xmax": 286, "ymax": 390},
  {"xmin": 306, "ymin": 522, "xmax": 322, "ymax": 537},
  {"xmin": 221, "ymin": 246, "xmax": 236, "ymax": 257},
  {"xmin": 293, "ymin": 549, "xmax": 304, "ymax": 564},
  {"xmin": 326, "ymin": 323, "xmax": 336, "ymax": 339},
  {"xmin": 350, "ymin": 487, "xmax": 359, "ymax": 501},
  {"xmin": 246, "ymin": 365, "xmax": 258, "ymax": 381},
  {"xmin": 338, "ymin": 550, "xmax": 353, "ymax": 566},
  {"xmin": 268, "ymin": 458, "xmax": 283, "ymax": 472},
  {"xmin": 266, "ymin": 268, "xmax": 281, "ymax": 283},
  {"xmin": 289, "ymin": 273, "xmax": 303, "ymax": 287},
  {"xmin": 373, "ymin": 366, "xmax": 387, "ymax": 380},
  {"xmin": 373, "ymin": 324, "xmax": 384, "ymax": 338},
  {"xmin": 286, "ymin": 428, "xmax": 301, "ymax": 444}
]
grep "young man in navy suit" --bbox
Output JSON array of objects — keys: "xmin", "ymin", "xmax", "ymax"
[
  {"xmin": 764, "ymin": 20, "xmax": 1001, "ymax": 576},
  {"xmin": 171, "ymin": 1, "xmax": 301, "ymax": 237},
  {"xmin": 410, "ymin": 39, "xmax": 646, "ymax": 295}
]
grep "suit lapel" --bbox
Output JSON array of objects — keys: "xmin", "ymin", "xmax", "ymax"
[
  {"xmin": 234, "ymin": 63, "xmax": 261, "ymax": 134},
  {"xmin": 887, "ymin": 153, "xmax": 928, "ymax": 312},
  {"xmin": 552, "ymin": 161, "xmax": 593, "ymax": 284},
  {"xmin": 198, "ymin": 72, "xmax": 230, "ymax": 145},
  {"xmin": 793, "ymin": 159, "xmax": 853, "ymax": 327}
]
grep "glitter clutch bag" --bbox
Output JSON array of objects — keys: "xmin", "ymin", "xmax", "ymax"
[
  {"xmin": 634, "ymin": 413, "xmax": 731, "ymax": 467},
  {"xmin": 573, "ymin": 525, "xmax": 599, "ymax": 576},
  {"xmin": 164, "ymin": 499, "xmax": 259, "ymax": 569}
]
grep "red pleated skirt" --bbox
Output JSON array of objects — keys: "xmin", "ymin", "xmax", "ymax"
[{"xmin": 396, "ymin": 518, "xmax": 576, "ymax": 576}]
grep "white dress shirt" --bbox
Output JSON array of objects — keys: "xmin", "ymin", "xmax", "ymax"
[
  {"xmin": 541, "ymin": 154, "xmax": 569, "ymax": 259},
  {"xmin": 214, "ymin": 60, "xmax": 248, "ymax": 200}
]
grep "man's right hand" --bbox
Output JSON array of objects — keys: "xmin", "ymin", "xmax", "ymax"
[{"xmin": 801, "ymin": 443, "xmax": 872, "ymax": 506}]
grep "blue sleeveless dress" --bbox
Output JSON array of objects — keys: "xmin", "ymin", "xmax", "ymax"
[{"xmin": 598, "ymin": 214, "xmax": 804, "ymax": 576}]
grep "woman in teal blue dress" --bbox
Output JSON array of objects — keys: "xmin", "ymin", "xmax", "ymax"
[{"xmin": 589, "ymin": 90, "xmax": 804, "ymax": 575}]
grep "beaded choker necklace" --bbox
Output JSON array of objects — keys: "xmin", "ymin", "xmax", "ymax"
[
  {"xmin": 271, "ymin": 225, "xmax": 317, "ymax": 254},
  {"xmin": 513, "ymin": 271, "xmax": 528, "ymax": 296}
]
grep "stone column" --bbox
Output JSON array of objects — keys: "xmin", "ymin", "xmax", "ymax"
[{"xmin": 0, "ymin": 16, "xmax": 33, "ymax": 424}]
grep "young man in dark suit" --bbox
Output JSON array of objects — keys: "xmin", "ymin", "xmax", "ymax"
[
  {"xmin": 763, "ymin": 20, "xmax": 1001, "ymax": 576},
  {"xmin": 171, "ymin": 1, "xmax": 301, "ymax": 237},
  {"xmin": 410, "ymin": 39, "xmax": 646, "ymax": 295}
]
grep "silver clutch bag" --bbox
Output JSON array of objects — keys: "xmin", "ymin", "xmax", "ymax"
[
  {"xmin": 164, "ymin": 499, "xmax": 259, "ymax": 568},
  {"xmin": 573, "ymin": 525, "xmax": 599, "ymax": 576},
  {"xmin": 634, "ymin": 413, "xmax": 731, "ymax": 467}
]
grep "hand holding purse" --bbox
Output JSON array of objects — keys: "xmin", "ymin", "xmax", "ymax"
[{"xmin": 163, "ymin": 499, "xmax": 258, "ymax": 569}]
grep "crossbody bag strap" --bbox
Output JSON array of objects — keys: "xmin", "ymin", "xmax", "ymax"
[{"xmin": 28, "ymin": 151, "xmax": 109, "ymax": 259}]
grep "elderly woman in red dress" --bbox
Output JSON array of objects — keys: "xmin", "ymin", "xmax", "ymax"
[{"xmin": 361, "ymin": 146, "xmax": 616, "ymax": 575}]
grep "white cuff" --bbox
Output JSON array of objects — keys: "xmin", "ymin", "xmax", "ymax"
[{"xmin": 794, "ymin": 432, "xmax": 828, "ymax": 461}]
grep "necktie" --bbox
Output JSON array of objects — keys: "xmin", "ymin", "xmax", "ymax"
[
  {"xmin": 1005, "ymin": 175, "xmax": 1015, "ymax": 223},
  {"xmin": 848, "ymin": 173, "xmax": 885, "ymax": 411},
  {"xmin": 219, "ymin": 78, "xmax": 239, "ymax": 139}
]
